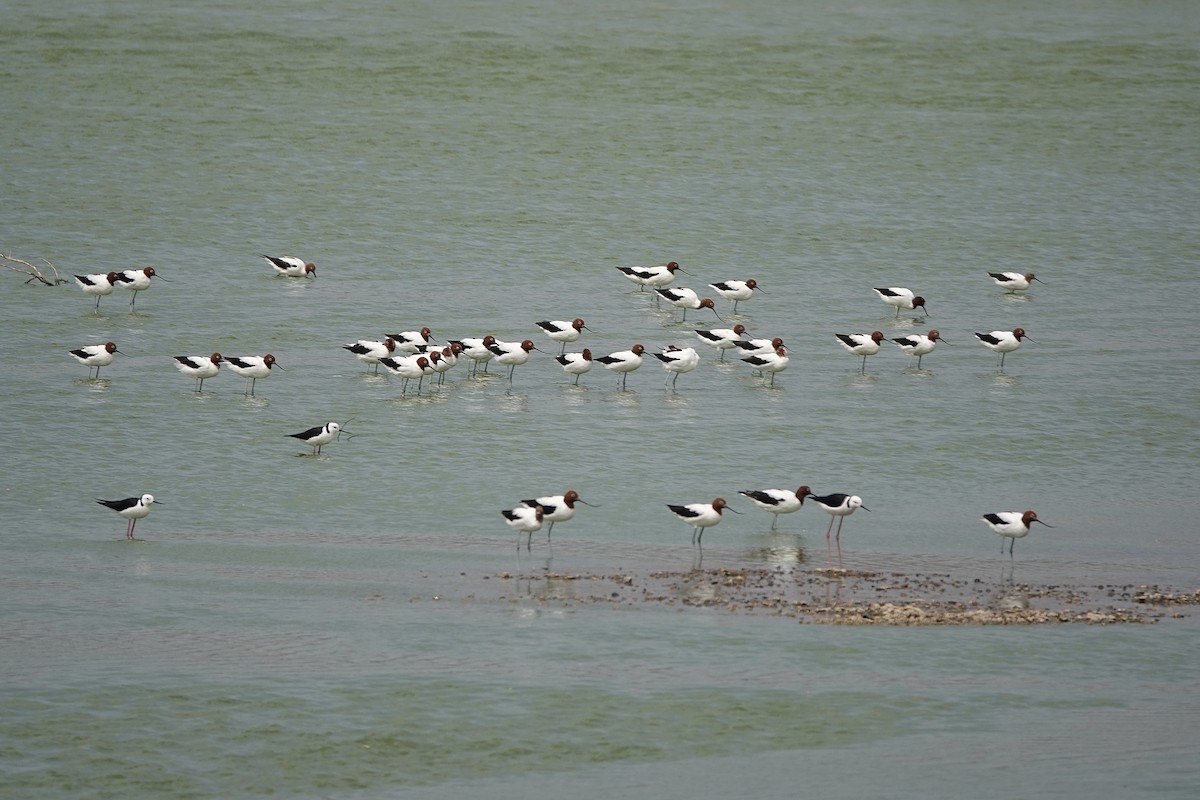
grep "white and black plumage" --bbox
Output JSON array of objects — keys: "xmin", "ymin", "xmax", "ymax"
[
  {"xmin": 288, "ymin": 421, "xmax": 343, "ymax": 455},
  {"xmin": 263, "ymin": 255, "xmax": 316, "ymax": 278},
  {"xmin": 535, "ymin": 318, "xmax": 589, "ymax": 355},
  {"xmin": 988, "ymin": 271, "xmax": 1042, "ymax": 292},
  {"xmin": 520, "ymin": 489, "xmax": 594, "ymax": 537},
  {"xmin": 738, "ymin": 485, "xmax": 812, "ymax": 531},
  {"xmin": 96, "ymin": 493, "xmax": 160, "ymax": 540},
  {"xmin": 974, "ymin": 328, "xmax": 1029, "ymax": 370},
  {"xmin": 709, "ymin": 279, "xmax": 760, "ymax": 313},
  {"xmin": 343, "ymin": 337, "xmax": 396, "ymax": 373},
  {"xmin": 890, "ymin": 330, "xmax": 944, "ymax": 370},
  {"xmin": 556, "ymin": 348, "xmax": 593, "ymax": 384},
  {"xmin": 810, "ymin": 493, "xmax": 870, "ymax": 569},
  {"xmin": 654, "ymin": 346, "xmax": 699, "ymax": 389},
  {"xmin": 451, "ymin": 336, "xmax": 496, "ymax": 375},
  {"xmin": 982, "ymin": 510, "xmax": 1052, "ymax": 557},
  {"xmin": 873, "ymin": 287, "xmax": 927, "ymax": 317},
  {"xmin": 835, "ymin": 331, "xmax": 885, "ymax": 372},
  {"xmin": 428, "ymin": 344, "xmax": 460, "ymax": 384},
  {"xmin": 173, "ymin": 352, "xmax": 223, "ymax": 391},
  {"xmin": 502, "ymin": 505, "xmax": 544, "ymax": 549},
  {"xmin": 654, "ymin": 287, "xmax": 722, "ymax": 323},
  {"xmin": 595, "ymin": 344, "xmax": 645, "ymax": 390},
  {"xmin": 694, "ymin": 324, "xmax": 748, "ymax": 360},
  {"xmin": 666, "ymin": 497, "xmax": 740, "ymax": 546},
  {"xmin": 424, "ymin": 350, "xmax": 448, "ymax": 383},
  {"xmin": 741, "ymin": 346, "xmax": 788, "ymax": 386},
  {"xmin": 225, "ymin": 354, "xmax": 280, "ymax": 396},
  {"xmin": 486, "ymin": 338, "xmax": 539, "ymax": 383},
  {"xmin": 380, "ymin": 354, "xmax": 434, "ymax": 395},
  {"xmin": 730, "ymin": 335, "xmax": 784, "ymax": 357},
  {"xmin": 386, "ymin": 328, "xmax": 435, "ymax": 354},
  {"xmin": 70, "ymin": 341, "xmax": 123, "ymax": 378},
  {"xmin": 616, "ymin": 261, "xmax": 684, "ymax": 292},
  {"xmin": 116, "ymin": 267, "xmax": 163, "ymax": 309},
  {"xmin": 74, "ymin": 271, "xmax": 121, "ymax": 309}
]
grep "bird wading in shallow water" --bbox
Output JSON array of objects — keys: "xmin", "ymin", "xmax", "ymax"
[
  {"xmin": 74, "ymin": 271, "xmax": 121, "ymax": 310},
  {"xmin": 988, "ymin": 271, "xmax": 1042, "ymax": 292},
  {"xmin": 380, "ymin": 354, "xmax": 434, "ymax": 395},
  {"xmin": 835, "ymin": 331, "xmax": 885, "ymax": 373},
  {"xmin": 655, "ymin": 287, "xmax": 722, "ymax": 323},
  {"xmin": 96, "ymin": 493, "xmax": 161, "ymax": 540},
  {"xmin": 452, "ymin": 335, "xmax": 496, "ymax": 375},
  {"xmin": 503, "ymin": 505, "xmax": 544, "ymax": 549},
  {"xmin": 225, "ymin": 354, "xmax": 281, "ymax": 396},
  {"xmin": 556, "ymin": 348, "xmax": 593, "ymax": 385},
  {"xmin": 741, "ymin": 345, "xmax": 788, "ymax": 386},
  {"xmin": 890, "ymin": 330, "xmax": 945, "ymax": 370},
  {"xmin": 70, "ymin": 341, "xmax": 124, "ymax": 378},
  {"xmin": 974, "ymin": 328, "xmax": 1029, "ymax": 370},
  {"xmin": 666, "ymin": 497, "xmax": 740, "ymax": 547},
  {"xmin": 288, "ymin": 421, "xmax": 346, "ymax": 455},
  {"xmin": 263, "ymin": 255, "xmax": 316, "ymax": 278},
  {"xmin": 173, "ymin": 352, "xmax": 223, "ymax": 391},
  {"xmin": 116, "ymin": 266, "xmax": 166, "ymax": 309},
  {"xmin": 520, "ymin": 489, "xmax": 595, "ymax": 538},
  {"xmin": 386, "ymin": 328, "xmax": 435, "ymax": 354},
  {"xmin": 535, "ymin": 318, "xmax": 590, "ymax": 355},
  {"xmin": 982, "ymin": 510, "xmax": 1053, "ymax": 557},
  {"xmin": 342, "ymin": 337, "xmax": 397, "ymax": 373},
  {"xmin": 731, "ymin": 336, "xmax": 784, "ymax": 359},
  {"xmin": 873, "ymin": 287, "xmax": 928, "ymax": 317},
  {"xmin": 595, "ymin": 344, "xmax": 645, "ymax": 390},
  {"xmin": 616, "ymin": 261, "xmax": 686, "ymax": 293},
  {"xmin": 738, "ymin": 485, "xmax": 812, "ymax": 531},
  {"xmin": 709, "ymin": 278, "xmax": 761, "ymax": 313},
  {"xmin": 694, "ymin": 324, "xmax": 748, "ymax": 361},
  {"xmin": 486, "ymin": 338, "xmax": 540, "ymax": 383},
  {"xmin": 654, "ymin": 345, "xmax": 699, "ymax": 389},
  {"xmin": 810, "ymin": 493, "xmax": 869, "ymax": 570},
  {"xmin": 428, "ymin": 344, "xmax": 461, "ymax": 385}
]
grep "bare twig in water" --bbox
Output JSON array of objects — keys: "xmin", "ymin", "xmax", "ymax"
[{"xmin": 1, "ymin": 252, "xmax": 67, "ymax": 286}]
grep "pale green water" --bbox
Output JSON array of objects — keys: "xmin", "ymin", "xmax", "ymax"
[{"xmin": 2, "ymin": 0, "xmax": 1199, "ymax": 797}]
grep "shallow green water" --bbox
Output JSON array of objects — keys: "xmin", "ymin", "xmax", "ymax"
[{"xmin": 3, "ymin": 0, "xmax": 1199, "ymax": 797}]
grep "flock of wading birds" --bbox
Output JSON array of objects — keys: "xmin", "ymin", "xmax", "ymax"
[{"xmin": 70, "ymin": 256, "xmax": 1051, "ymax": 564}]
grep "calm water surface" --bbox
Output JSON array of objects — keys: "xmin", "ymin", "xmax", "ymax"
[{"xmin": 2, "ymin": 0, "xmax": 1199, "ymax": 797}]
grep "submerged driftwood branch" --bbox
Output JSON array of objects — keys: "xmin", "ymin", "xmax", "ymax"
[{"xmin": 1, "ymin": 252, "xmax": 67, "ymax": 285}]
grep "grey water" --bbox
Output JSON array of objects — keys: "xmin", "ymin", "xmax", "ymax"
[{"xmin": 2, "ymin": 0, "xmax": 1199, "ymax": 797}]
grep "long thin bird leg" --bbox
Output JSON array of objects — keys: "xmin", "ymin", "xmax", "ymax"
[{"xmin": 835, "ymin": 517, "xmax": 845, "ymax": 570}]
